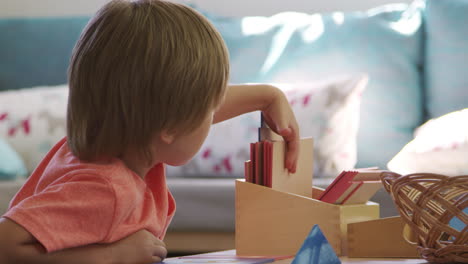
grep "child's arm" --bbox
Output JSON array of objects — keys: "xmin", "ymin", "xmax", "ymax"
[
  {"xmin": 0, "ymin": 217, "xmax": 166, "ymax": 264},
  {"xmin": 213, "ymin": 84, "xmax": 299, "ymax": 173}
]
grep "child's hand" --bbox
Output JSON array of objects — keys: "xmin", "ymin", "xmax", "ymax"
[
  {"xmin": 112, "ymin": 229, "xmax": 167, "ymax": 264},
  {"xmin": 213, "ymin": 84, "xmax": 299, "ymax": 173},
  {"xmin": 262, "ymin": 86, "xmax": 300, "ymax": 173}
]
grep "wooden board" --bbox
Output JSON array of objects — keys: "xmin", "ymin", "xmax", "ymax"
[
  {"xmin": 259, "ymin": 127, "xmax": 314, "ymax": 198},
  {"xmin": 347, "ymin": 216, "xmax": 419, "ymax": 258},
  {"xmin": 270, "ymin": 138, "xmax": 313, "ymax": 198}
]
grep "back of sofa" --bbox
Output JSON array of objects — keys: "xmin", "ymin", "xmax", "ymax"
[
  {"xmin": 0, "ymin": 5, "xmax": 425, "ymax": 170},
  {"xmin": 0, "ymin": 7, "xmax": 422, "ymax": 172},
  {"xmin": 0, "ymin": 17, "xmax": 89, "ymax": 91}
]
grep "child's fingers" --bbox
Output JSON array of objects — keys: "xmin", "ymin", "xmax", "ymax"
[
  {"xmin": 153, "ymin": 237, "xmax": 166, "ymax": 247},
  {"xmin": 279, "ymin": 126, "xmax": 299, "ymax": 173},
  {"xmin": 152, "ymin": 256, "xmax": 164, "ymax": 263},
  {"xmin": 286, "ymin": 138, "xmax": 299, "ymax": 173},
  {"xmin": 278, "ymin": 127, "xmax": 292, "ymax": 138},
  {"xmin": 152, "ymin": 245, "xmax": 167, "ymax": 263}
]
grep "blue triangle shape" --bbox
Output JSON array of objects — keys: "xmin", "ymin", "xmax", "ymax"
[{"xmin": 291, "ymin": 225, "xmax": 341, "ymax": 264}]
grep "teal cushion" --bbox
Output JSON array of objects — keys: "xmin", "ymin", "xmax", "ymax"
[
  {"xmin": 201, "ymin": 13, "xmax": 279, "ymax": 84},
  {"xmin": 207, "ymin": 3, "xmax": 425, "ymax": 168},
  {"xmin": 0, "ymin": 138, "xmax": 27, "ymax": 180},
  {"xmin": 0, "ymin": 17, "xmax": 89, "ymax": 91},
  {"xmin": 424, "ymin": 0, "xmax": 468, "ymax": 118}
]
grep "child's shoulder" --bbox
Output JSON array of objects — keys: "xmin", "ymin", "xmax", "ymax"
[{"xmin": 34, "ymin": 138, "xmax": 142, "ymax": 191}]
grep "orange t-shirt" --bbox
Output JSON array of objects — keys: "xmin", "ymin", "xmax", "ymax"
[{"xmin": 3, "ymin": 137, "xmax": 176, "ymax": 253}]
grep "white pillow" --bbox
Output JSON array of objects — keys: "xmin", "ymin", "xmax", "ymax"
[
  {"xmin": 0, "ymin": 85, "xmax": 68, "ymax": 172},
  {"xmin": 387, "ymin": 108, "xmax": 468, "ymax": 176},
  {"xmin": 167, "ymin": 74, "xmax": 368, "ymax": 178}
]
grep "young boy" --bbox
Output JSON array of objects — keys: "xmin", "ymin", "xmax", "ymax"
[{"xmin": 0, "ymin": 1, "xmax": 299, "ymax": 264}]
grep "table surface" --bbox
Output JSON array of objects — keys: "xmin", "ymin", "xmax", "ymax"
[
  {"xmin": 273, "ymin": 257, "xmax": 427, "ymax": 264},
  {"xmin": 166, "ymin": 250, "xmax": 428, "ymax": 264}
]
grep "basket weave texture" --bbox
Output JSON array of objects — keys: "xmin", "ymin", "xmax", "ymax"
[{"xmin": 381, "ymin": 172, "xmax": 468, "ymax": 263}]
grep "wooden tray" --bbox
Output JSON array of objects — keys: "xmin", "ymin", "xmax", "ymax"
[{"xmin": 235, "ymin": 180, "xmax": 379, "ymax": 256}]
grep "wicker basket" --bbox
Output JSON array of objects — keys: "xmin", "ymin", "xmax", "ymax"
[{"xmin": 381, "ymin": 172, "xmax": 468, "ymax": 263}]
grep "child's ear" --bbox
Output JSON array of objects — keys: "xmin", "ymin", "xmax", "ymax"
[{"xmin": 160, "ymin": 129, "xmax": 176, "ymax": 144}]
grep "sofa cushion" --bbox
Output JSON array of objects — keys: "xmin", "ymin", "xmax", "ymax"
[
  {"xmin": 205, "ymin": 2, "xmax": 425, "ymax": 169},
  {"xmin": 166, "ymin": 178, "xmax": 236, "ymax": 232},
  {"xmin": 424, "ymin": 0, "xmax": 468, "ymax": 118},
  {"xmin": 388, "ymin": 108, "xmax": 468, "ymax": 176},
  {"xmin": 167, "ymin": 75, "xmax": 368, "ymax": 179},
  {"xmin": 0, "ymin": 85, "xmax": 68, "ymax": 172},
  {"xmin": 0, "ymin": 180, "xmax": 24, "ymax": 215},
  {"xmin": 0, "ymin": 138, "xmax": 27, "ymax": 180}
]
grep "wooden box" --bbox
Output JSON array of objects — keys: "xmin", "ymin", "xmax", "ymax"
[{"xmin": 235, "ymin": 179, "xmax": 379, "ymax": 256}]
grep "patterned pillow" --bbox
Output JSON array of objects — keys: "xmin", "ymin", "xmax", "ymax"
[
  {"xmin": 1, "ymin": 76, "xmax": 366, "ymax": 179},
  {"xmin": 0, "ymin": 85, "xmax": 68, "ymax": 172},
  {"xmin": 166, "ymin": 74, "xmax": 368, "ymax": 179},
  {"xmin": 387, "ymin": 108, "xmax": 468, "ymax": 176}
]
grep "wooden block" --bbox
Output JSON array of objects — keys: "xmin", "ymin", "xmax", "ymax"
[
  {"xmin": 342, "ymin": 181, "xmax": 382, "ymax": 205},
  {"xmin": 312, "ymin": 186, "xmax": 325, "ymax": 200},
  {"xmin": 347, "ymin": 216, "xmax": 419, "ymax": 258},
  {"xmin": 258, "ymin": 127, "xmax": 314, "ymax": 197},
  {"xmin": 244, "ymin": 160, "xmax": 252, "ymax": 183},
  {"xmin": 339, "ymin": 202, "xmax": 380, "ymax": 256},
  {"xmin": 270, "ymin": 138, "xmax": 313, "ymax": 197},
  {"xmin": 259, "ymin": 127, "xmax": 283, "ymax": 141},
  {"xmin": 235, "ymin": 180, "xmax": 379, "ymax": 257}
]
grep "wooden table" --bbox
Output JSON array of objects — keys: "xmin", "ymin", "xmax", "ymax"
[
  {"xmin": 165, "ymin": 250, "xmax": 428, "ymax": 264},
  {"xmin": 273, "ymin": 257, "xmax": 427, "ymax": 264}
]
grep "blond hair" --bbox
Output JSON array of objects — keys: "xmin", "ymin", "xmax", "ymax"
[{"xmin": 67, "ymin": 0, "xmax": 229, "ymax": 162}]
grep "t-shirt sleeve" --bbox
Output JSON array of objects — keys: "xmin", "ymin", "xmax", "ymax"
[{"xmin": 4, "ymin": 174, "xmax": 116, "ymax": 253}]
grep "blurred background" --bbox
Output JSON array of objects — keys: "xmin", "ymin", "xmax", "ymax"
[{"xmin": 0, "ymin": 0, "xmax": 412, "ymax": 17}]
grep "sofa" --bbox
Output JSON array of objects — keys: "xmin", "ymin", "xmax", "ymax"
[{"xmin": 1, "ymin": 0, "xmax": 467, "ymax": 255}]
